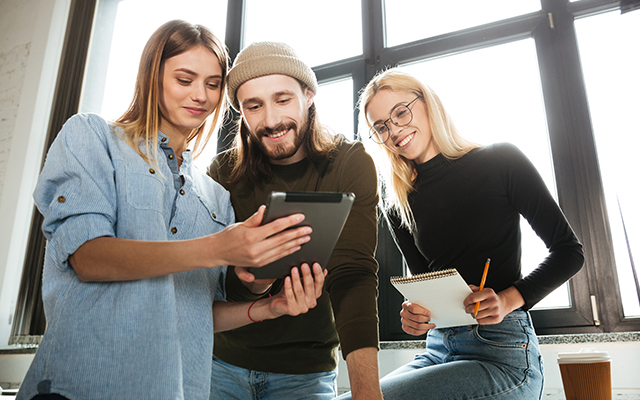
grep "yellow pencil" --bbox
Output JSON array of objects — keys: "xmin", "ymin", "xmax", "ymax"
[{"xmin": 473, "ymin": 258, "xmax": 491, "ymax": 318}]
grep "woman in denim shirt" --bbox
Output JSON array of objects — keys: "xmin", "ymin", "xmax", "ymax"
[
  {"xmin": 340, "ymin": 69, "xmax": 585, "ymax": 400},
  {"xmin": 18, "ymin": 20, "xmax": 324, "ymax": 400}
]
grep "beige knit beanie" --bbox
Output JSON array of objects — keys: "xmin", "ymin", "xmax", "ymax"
[{"xmin": 227, "ymin": 41, "xmax": 318, "ymax": 111}]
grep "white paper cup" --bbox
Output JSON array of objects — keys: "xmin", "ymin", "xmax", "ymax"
[{"xmin": 557, "ymin": 348, "xmax": 612, "ymax": 400}]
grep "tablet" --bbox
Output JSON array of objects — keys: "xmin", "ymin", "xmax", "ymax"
[{"xmin": 250, "ymin": 191, "xmax": 355, "ymax": 279}]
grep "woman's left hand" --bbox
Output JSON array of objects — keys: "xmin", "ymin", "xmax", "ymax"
[{"xmin": 464, "ymin": 285, "xmax": 525, "ymax": 325}]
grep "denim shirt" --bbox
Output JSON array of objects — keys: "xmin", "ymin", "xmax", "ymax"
[{"xmin": 18, "ymin": 113, "xmax": 233, "ymax": 400}]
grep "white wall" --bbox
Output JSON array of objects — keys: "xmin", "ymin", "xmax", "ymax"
[
  {"xmin": 0, "ymin": 0, "xmax": 70, "ymax": 348},
  {"xmin": 337, "ymin": 341, "xmax": 640, "ymax": 398}
]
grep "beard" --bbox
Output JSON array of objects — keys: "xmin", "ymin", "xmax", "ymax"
[{"xmin": 250, "ymin": 111, "xmax": 310, "ymax": 162}]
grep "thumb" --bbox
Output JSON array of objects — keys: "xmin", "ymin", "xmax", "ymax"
[
  {"xmin": 243, "ymin": 205, "xmax": 266, "ymax": 228},
  {"xmin": 235, "ymin": 266, "xmax": 256, "ymax": 283},
  {"xmin": 469, "ymin": 284, "xmax": 480, "ymax": 293}
]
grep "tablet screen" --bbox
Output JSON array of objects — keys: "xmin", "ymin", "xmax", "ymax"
[{"xmin": 250, "ymin": 191, "xmax": 355, "ymax": 279}]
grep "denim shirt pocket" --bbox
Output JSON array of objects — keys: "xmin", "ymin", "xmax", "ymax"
[
  {"xmin": 125, "ymin": 163, "xmax": 166, "ymax": 212},
  {"xmin": 197, "ymin": 194, "xmax": 230, "ymax": 230}
]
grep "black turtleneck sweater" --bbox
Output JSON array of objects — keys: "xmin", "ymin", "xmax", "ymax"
[{"xmin": 387, "ymin": 143, "xmax": 584, "ymax": 310}]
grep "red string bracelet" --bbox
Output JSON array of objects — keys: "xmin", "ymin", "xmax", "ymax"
[
  {"xmin": 248, "ymin": 299, "xmax": 263, "ymax": 323},
  {"xmin": 248, "ymin": 294, "xmax": 271, "ymax": 323}
]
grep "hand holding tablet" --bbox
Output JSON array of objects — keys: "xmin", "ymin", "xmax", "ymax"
[{"xmin": 249, "ymin": 192, "xmax": 355, "ymax": 279}]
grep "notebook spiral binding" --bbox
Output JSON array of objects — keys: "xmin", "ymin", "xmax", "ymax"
[{"xmin": 390, "ymin": 268, "xmax": 459, "ymax": 284}]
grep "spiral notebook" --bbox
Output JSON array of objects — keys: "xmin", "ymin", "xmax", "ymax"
[{"xmin": 391, "ymin": 268, "xmax": 478, "ymax": 329}]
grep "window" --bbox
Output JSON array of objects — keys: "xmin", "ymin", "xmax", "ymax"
[
  {"xmin": 575, "ymin": 10, "xmax": 640, "ymax": 317},
  {"xmin": 367, "ymin": 0, "xmax": 640, "ymax": 338},
  {"xmin": 384, "ymin": 0, "xmax": 541, "ymax": 47},
  {"xmin": 243, "ymin": 0, "xmax": 362, "ymax": 67},
  {"xmin": 314, "ymin": 78, "xmax": 355, "ymax": 136},
  {"xmin": 13, "ymin": 0, "xmax": 640, "ymax": 344}
]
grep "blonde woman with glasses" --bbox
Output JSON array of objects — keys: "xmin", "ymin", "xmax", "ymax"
[{"xmin": 341, "ymin": 68, "xmax": 584, "ymax": 399}]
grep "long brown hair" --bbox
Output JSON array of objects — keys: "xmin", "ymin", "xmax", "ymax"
[
  {"xmin": 227, "ymin": 82, "xmax": 337, "ymax": 184},
  {"xmin": 359, "ymin": 68, "xmax": 479, "ymax": 231},
  {"xmin": 114, "ymin": 20, "xmax": 229, "ymax": 166}
]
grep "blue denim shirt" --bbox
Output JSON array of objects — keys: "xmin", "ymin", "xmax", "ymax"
[{"xmin": 18, "ymin": 113, "xmax": 233, "ymax": 400}]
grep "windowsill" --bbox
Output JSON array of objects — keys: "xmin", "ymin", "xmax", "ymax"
[
  {"xmin": 379, "ymin": 331, "xmax": 640, "ymax": 350},
  {"xmin": 2, "ymin": 332, "xmax": 639, "ymax": 354},
  {"xmin": 0, "ymin": 348, "xmax": 36, "ymax": 355}
]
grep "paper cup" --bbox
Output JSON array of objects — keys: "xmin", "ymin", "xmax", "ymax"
[{"xmin": 557, "ymin": 348, "xmax": 612, "ymax": 400}]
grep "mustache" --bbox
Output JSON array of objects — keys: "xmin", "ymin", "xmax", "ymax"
[{"xmin": 256, "ymin": 122, "xmax": 297, "ymax": 137}]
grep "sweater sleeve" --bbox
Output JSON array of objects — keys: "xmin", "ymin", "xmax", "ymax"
[
  {"xmin": 498, "ymin": 143, "xmax": 584, "ymax": 310},
  {"xmin": 325, "ymin": 141, "xmax": 380, "ymax": 358},
  {"xmin": 386, "ymin": 211, "xmax": 431, "ymax": 274}
]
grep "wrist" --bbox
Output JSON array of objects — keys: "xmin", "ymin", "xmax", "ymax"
[
  {"xmin": 203, "ymin": 233, "xmax": 225, "ymax": 268},
  {"xmin": 247, "ymin": 297, "xmax": 277, "ymax": 323},
  {"xmin": 499, "ymin": 286, "xmax": 525, "ymax": 313}
]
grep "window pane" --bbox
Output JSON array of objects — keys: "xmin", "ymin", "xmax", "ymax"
[
  {"xmin": 243, "ymin": 0, "xmax": 362, "ymax": 67},
  {"xmin": 81, "ymin": 0, "xmax": 227, "ymax": 120},
  {"xmin": 398, "ymin": 39, "xmax": 570, "ymax": 309},
  {"xmin": 80, "ymin": 0, "xmax": 228, "ymax": 171},
  {"xmin": 575, "ymin": 11, "xmax": 640, "ymax": 318},
  {"xmin": 385, "ymin": 0, "xmax": 541, "ymax": 47},
  {"xmin": 314, "ymin": 78, "xmax": 354, "ymax": 138}
]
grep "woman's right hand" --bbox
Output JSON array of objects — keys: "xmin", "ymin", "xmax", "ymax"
[
  {"xmin": 209, "ymin": 205, "xmax": 311, "ymax": 269},
  {"xmin": 400, "ymin": 301, "xmax": 436, "ymax": 335}
]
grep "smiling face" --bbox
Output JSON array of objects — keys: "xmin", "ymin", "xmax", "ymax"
[
  {"xmin": 237, "ymin": 74, "xmax": 314, "ymax": 165},
  {"xmin": 158, "ymin": 45, "xmax": 223, "ymax": 139},
  {"xmin": 366, "ymin": 89, "xmax": 440, "ymax": 164}
]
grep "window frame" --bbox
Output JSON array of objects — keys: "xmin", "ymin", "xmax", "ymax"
[{"xmin": 11, "ymin": 0, "xmax": 640, "ymax": 345}]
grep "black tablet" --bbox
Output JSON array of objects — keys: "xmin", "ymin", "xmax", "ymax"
[{"xmin": 250, "ymin": 191, "xmax": 355, "ymax": 279}]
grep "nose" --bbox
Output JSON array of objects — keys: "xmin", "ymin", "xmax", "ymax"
[
  {"xmin": 190, "ymin": 83, "xmax": 206, "ymax": 103},
  {"xmin": 387, "ymin": 121, "xmax": 404, "ymax": 139},
  {"xmin": 263, "ymin": 104, "xmax": 281, "ymax": 129}
]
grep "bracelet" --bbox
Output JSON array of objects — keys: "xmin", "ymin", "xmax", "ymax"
[{"xmin": 248, "ymin": 299, "xmax": 263, "ymax": 323}]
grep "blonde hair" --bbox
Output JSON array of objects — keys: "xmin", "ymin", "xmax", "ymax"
[
  {"xmin": 358, "ymin": 68, "xmax": 479, "ymax": 231},
  {"xmin": 114, "ymin": 20, "xmax": 229, "ymax": 167}
]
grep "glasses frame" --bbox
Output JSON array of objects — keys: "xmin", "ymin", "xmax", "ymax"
[{"xmin": 369, "ymin": 96, "xmax": 422, "ymax": 144}]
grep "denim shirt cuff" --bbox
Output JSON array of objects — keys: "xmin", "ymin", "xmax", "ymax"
[{"xmin": 49, "ymin": 214, "xmax": 114, "ymax": 271}]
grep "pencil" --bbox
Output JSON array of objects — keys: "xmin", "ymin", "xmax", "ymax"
[{"xmin": 473, "ymin": 258, "xmax": 491, "ymax": 318}]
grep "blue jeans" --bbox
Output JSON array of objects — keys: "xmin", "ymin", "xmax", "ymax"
[
  {"xmin": 338, "ymin": 309, "xmax": 544, "ymax": 400},
  {"xmin": 210, "ymin": 355, "xmax": 338, "ymax": 400}
]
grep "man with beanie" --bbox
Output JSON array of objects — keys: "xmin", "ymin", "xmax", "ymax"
[{"xmin": 208, "ymin": 42, "xmax": 383, "ymax": 400}]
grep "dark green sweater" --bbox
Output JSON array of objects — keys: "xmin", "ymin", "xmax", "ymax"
[{"xmin": 208, "ymin": 136, "xmax": 379, "ymax": 374}]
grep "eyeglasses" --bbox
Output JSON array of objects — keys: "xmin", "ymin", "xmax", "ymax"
[{"xmin": 369, "ymin": 96, "xmax": 421, "ymax": 145}]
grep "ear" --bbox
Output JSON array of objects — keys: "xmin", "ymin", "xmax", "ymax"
[{"xmin": 304, "ymin": 88, "xmax": 315, "ymax": 109}]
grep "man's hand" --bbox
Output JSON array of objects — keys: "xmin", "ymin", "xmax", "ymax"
[
  {"xmin": 213, "ymin": 263, "xmax": 326, "ymax": 333},
  {"xmin": 267, "ymin": 263, "xmax": 326, "ymax": 317},
  {"xmin": 234, "ymin": 266, "xmax": 276, "ymax": 294}
]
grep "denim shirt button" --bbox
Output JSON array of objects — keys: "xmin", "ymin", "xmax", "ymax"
[
  {"xmin": 161, "ymin": 137, "xmax": 167, "ymax": 142},
  {"xmin": 211, "ymin": 212, "xmax": 216, "ymax": 219},
  {"xmin": 168, "ymin": 154, "xmax": 174, "ymax": 160},
  {"xmin": 171, "ymin": 227, "xmax": 177, "ymax": 234},
  {"xmin": 179, "ymin": 189, "xmax": 185, "ymax": 195},
  {"xmin": 57, "ymin": 196, "xmax": 66, "ymax": 203},
  {"xmin": 149, "ymin": 168, "xmax": 155, "ymax": 174}
]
